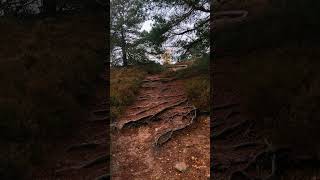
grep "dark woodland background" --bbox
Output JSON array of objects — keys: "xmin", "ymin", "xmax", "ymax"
[
  {"xmin": 213, "ymin": 0, "xmax": 320, "ymax": 178},
  {"xmin": 0, "ymin": 0, "xmax": 107, "ymax": 179},
  {"xmin": 1, "ymin": 0, "xmax": 320, "ymax": 179}
]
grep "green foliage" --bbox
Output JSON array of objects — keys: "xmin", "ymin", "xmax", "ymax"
[
  {"xmin": 136, "ymin": 61, "xmax": 165, "ymax": 74},
  {"xmin": 143, "ymin": 0, "xmax": 209, "ymax": 56},
  {"xmin": 111, "ymin": 0, "xmax": 149, "ymax": 65},
  {"xmin": 140, "ymin": 17, "xmax": 171, "ymax": 54},
  {"xmin": 174, "ymin": 54, "xmax": 209, "ymax": 79}
]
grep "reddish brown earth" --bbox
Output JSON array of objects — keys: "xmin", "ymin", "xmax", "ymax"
[
  {"xmin": 111, "ymin": 68, "xmax": 210, "ymax": 180},
  {"xmin": 32, "ymin": 72, "xmax": 109, "ymax": 180}
]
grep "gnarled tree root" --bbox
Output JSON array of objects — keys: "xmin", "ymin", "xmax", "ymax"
[
  {"xmin": 211, "ymin": 119, "xmax": 250, "ymax": 139},
  {"xmin": 119, "ymin": 98, "xmax": 188, "ymax": 129},
  {"xmin": 55, "ymin": 155, "xmax": 110, "ymax": 174},
  {"xmin": 154, "ymin": 107, "xmax": 197, "ymax": 147},
  {"xmin": 87, "ymin": 117, "xmax": 108, "ymax": 123},
  {"xmin": 228, "ymin": 146, "xmax": 291, "ymax": 180},
  {"xmin": 66, "ymin": 142, "xmax": 103, "ymax": 152},
  {"xmin": 213, "ymin": 103, "xmax": 239, "ymax": 111},
  {"xmin": 133, "ymin": 101, "xmax": 170, "ymax": 116},
  {"xmin": 94, "ymin": 174, "xmax": 110, "ymax": 180}
]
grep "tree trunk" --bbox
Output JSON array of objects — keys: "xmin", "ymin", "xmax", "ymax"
[
  {"xmin": 121, "ymin": 28, "xmax": 128, "ymax": 66},
  {"xmin": 42, "ymin": 0, "xmax": 56, "ymax": 17}
]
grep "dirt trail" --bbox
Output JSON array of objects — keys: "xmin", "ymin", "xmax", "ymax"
[
  {"xmin": 212, "ymin": 59, "xmax": 273, "ymax": 180},
  {"xmin": 111, "ymin": 66, "xmax": 210, "ymax": 180},
  {"xmin": 32, "ymin": 73, "xmax": 109, "ymax": 180}
]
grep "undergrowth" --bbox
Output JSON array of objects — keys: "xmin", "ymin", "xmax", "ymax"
[
  {"xmin": 174, "ymin": 54, "xmax": 209, "ymax": 79},
  {"xmin": 185, "ymin": 76, "xmax": 210, "ymax": 112},
  {"xmin": 172, "ymin": 55, "xmax": 210, "ymax": 112},
  {"xmin": 110, "ymin": 62, "xmax": 163, "ymax": 120}
]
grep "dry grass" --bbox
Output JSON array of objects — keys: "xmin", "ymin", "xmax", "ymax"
[
  {"xmin": 110, "ymin": 62, "xmax": 163, "ymax": 120},
  {"xmin": 110, "ymin": 67, "xmax": 146, "ymax": 120},
  {"xmin": 185, "ymin": 75, "xmax": 210, "ymax": 112},
  {"xmin": 172, "ymin": 56, "xmax": 209, "ymax": 111}
]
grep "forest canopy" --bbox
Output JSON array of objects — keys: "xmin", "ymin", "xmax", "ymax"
[{"xmin": 110, "ymin": 0, "xmax": 210, "ymax": 66}]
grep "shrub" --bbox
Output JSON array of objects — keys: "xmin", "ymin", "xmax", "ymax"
[
  {"xmin": 174, "ymin": 55, "xmax": 209, "ymax": 79},
  {"xmin": 172, "ymin": 55, "xmax": 210, "ymax": 111},
  {"xmin": 185, "ymin": 76, "xmax": 210, "ymax": 112},
  {"xmin": 136, "ymin": 61, "xmax": 164, "ymax": 74}
]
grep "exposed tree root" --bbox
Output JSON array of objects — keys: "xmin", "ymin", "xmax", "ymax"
[
  {"xmin": 167, "ymin": 112, "xmax": 186, "ymax": 120},
  {"xmin": 213, "ymin": 103, "xmax": 239, "ymax": 111},
  {"xmin": 160, "ymin": 78, "xmax": 177, "ymax": 82},
  {"xmin": 143, "ymin": 78, "xmax": 162, "ymax": 83},
  {"xmin": 228, "ymin": 144, "xmax": 293, "ymax": 180},
  {"xmin": 94, "ymin": 174, "xmax": 110, "ymax": 180},
  {"xmin": 87, "ymin": 117, "xmax": 108, "ymax": 123},
  {"xmin": 159, "ymin": 94, "xmax": 185, "ymax": 99},
  {"xmin": 136, "ymin": 97, "xmax": 149, "ymax": 101},
  {"xmin": 161, "ymin": 87, "xmax": 170, "ymax": 92},
  {"xmin": 217, "ymin": 142, "xmax": 265, "ymax": 151},
  {"xmin": 66, "ymin": 142, "xmax": 102, "ymax": 152},
  {"xmin": 211, "ymin": 119, "xmax": 249, "ymax": 139},
  {"xmin": 93, "ymin": 109, "xmax": 109, "ymax": 116},
  {"xmin": 55, "ymin": 155, "xmax": 110, "ymax": 174},
  {"xmin": 154, "ymin": 107, "xmax": 197, "ymax": 147},
  {"xmin": 225, "ymin": 111, "xmax": 240, "ymax": 119},
  {"xmin": 142, "ymin": 85, "xmax": 158, "ymax": 89},
  {"xmin": 198, "ymin": 110, "xmax": 210, "ymax": 115},
  {"xmin": 134, "ymin": 101, "xmax": 170, "ymax": 116},
  {"xmin": 81, "ymin": 155, "xmax": 110, "ymax": 168},
  {"xmin": 119, "ymin": 98, "xmax": 188, "ymax": 129},
  {"xmin": 232, "ymin": 142, "xmax": 264, "ymax": 151}
]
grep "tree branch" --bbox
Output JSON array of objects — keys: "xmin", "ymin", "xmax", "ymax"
[
  {"xmin": 183, "ymin": 0, "xmax": 210, "ymax": 12},
  {"xmin": 170, "ymin": 17, "xmax": 209, "ymax": 37}
]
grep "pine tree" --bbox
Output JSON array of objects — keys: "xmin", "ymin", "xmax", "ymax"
[
  {"xmin": 111, "ymin": 0, "xmax": 147, "ymax": 66},
  {"xmin": 144, "ymin": 0, "xmax": 210, "ymax": 58}
]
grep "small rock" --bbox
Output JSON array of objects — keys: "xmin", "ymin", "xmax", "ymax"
[
  {"xmin": 175, "ymin": 162, "xmax": 188, "ymax": 172},
  {"xmin": 191, "ymin": 156, "xmax": 195, "ymax": 160}
]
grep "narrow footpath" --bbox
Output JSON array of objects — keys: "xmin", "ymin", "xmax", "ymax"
[{"xmin": 111, "ymin": 66, "xmax": 210, "ymax": 180}]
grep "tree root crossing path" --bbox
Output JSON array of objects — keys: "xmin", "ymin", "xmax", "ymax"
[{"xmin": 111, "ymin": 67, "xmax": 210, "ymax": 180}]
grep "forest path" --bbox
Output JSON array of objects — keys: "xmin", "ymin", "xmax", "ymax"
[{"xmin": 111, "ymin": 65, "xmax": 210, "ymax": 180}]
